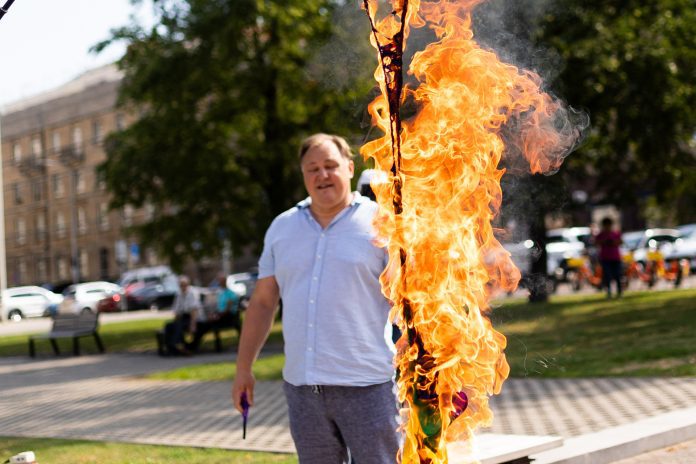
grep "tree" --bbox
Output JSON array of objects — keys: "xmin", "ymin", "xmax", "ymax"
[
  {"xmin": 95, "ymin": 0, "xmax": 375, "ymax": 269},
  {"xmin": 536, "ymin": 0, "xmax": 696, "ymax": 224}
]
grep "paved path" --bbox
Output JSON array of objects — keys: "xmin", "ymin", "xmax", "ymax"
[
  {"xmin": 1, "ymin": 352, "xmax": 695, "ymax": 458},
  {"xmin": 612, "ymin": 437, "xmax": 696, "ymax": 464}
]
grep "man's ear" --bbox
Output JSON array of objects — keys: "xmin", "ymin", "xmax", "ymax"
[{"xmin": 348, "ymin": 159, "xmax": 355, "ymax": 178}]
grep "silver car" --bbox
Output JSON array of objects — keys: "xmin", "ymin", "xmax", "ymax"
[
  {"xmin": 61, "ymin": 281, "xmax": 124, "ymax": 314},
  {"xmin": 1, "ymin": 286, "xmax": 64, "ymax": 322}
]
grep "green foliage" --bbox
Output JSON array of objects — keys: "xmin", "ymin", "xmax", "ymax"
[
  {"xmin": 536, "ymin": 0, "xmax": 696, "ymax": 221},
  {"xmin": 0, "ymin": 436, "xmax": 297, "ymax": 463},
  {"xmin": 95, "ymin": 0, "xmax": 375, "ymax": 268}
]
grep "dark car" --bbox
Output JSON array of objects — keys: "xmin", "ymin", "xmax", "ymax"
[{"xmin": 126, "ymin": 276, "xmax": 179, "ymax": 311}]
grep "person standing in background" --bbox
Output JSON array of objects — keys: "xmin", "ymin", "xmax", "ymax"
[{"xmin": 595, "ymin": 217, "xmax": 623, "ymax": 298}]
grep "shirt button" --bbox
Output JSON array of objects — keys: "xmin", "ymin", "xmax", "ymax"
[
  {"xmin": 307, "ymin": 347, "xmax": 313, "ymax": 351},
  {"xmin": 309, "ymin": 323, "xmax": 314, "ymax": 328},
  {"xmin": 310, "ymin": 299, "xmax": 314, "ymax": 304},
  {"xmin": 313, "ymin": 276, "xmax": 318, "ymax": 281}
]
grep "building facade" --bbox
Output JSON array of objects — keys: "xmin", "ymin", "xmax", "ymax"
[{"xmin": 1, "ymin": 65, "xmax": 160, "ymax": 289}]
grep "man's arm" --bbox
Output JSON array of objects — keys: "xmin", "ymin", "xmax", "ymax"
[{"xmin": 231, "ymin": 276, "xmax": 280, "ymax": 413}]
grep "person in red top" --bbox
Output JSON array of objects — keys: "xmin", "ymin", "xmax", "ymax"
[{"xmin": 594, "ymin": 217, "xmax": 623, "ymax": 298}]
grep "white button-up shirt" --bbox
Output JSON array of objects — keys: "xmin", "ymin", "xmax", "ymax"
[{"xmin": 258, "ymin": 193, "xmax": 394, "ymax": 386}]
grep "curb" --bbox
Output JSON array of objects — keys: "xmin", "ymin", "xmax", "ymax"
[{"xmin": 530, "ymin": 406, "xmax": 696, "ymax": 463}]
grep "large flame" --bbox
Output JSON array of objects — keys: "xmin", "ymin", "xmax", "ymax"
[{"xmin": 360, "ymin": 1, "xmax": 583, "ymax": 462}]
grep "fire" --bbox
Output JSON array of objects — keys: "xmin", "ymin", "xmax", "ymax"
[{"xmin": 360, "ymin": 1, "xmax": 583, "ymax": 462}]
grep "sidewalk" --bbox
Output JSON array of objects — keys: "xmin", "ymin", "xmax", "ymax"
[{"xmin": 1, "ymin": 352, "xmax": 695, "ymax": 460}]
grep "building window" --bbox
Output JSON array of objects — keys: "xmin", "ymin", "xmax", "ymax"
[
  {"xmin": 99, "ymin": 247, "xmax": 109, "ymax": 279},
  {"xmin": 79, "ymin": 249, "xmax": 89, "ymax": 278},
  {"xmin": 56, "ymin": 212, "xmax": 66, "ymax": 238},
  {"xmin": 13, "ymin": 183, "xmax": 22, "ymax": 205},
  {"xmin": 16, "ymin": 218, "xmax": 26, "ymax": 245},
  {"xmin": 98, "ymin": 203, "xmax": 110, "ymax": 230},
  {"xmin": 12, "ymin": 143, "xmax": 22, "ymax": 164},
  {"xmin": 36, "ymin": 214, "xmax": 46, "ymax": 241},
  {"xmin": 31, "ymin": 136, "xmax": 42, "ymax": 158},
  {"xmin": 92, "ymin": 120, "xmax": 102, "ymax": 144},
  {"xmin": 95, "ymin": 169, "xmax": 106, "ymax": 191},
  {"xmin": 37, "ymin": 259, "xmax": 48, "ymax": 282},
  {"xmin": 32, "ymin": 179, "xmax": 42, "ymax": 202},
  {"xmin": 72, "ymin": 126, "xmax": 83, "ymax": 155},
  {"xmin": 78, "ymin": 207, "xmax": 87, "ymax": 234},
  {"xmin": 52, "ymin": 174, "xmax": 64, "ymax": 198},
  {"xmin": 115, "ymin": 113, "xmax": 125, "ymax": 131},
  {"xmin": 18, "ymin": 259, "xmax": 27, "ymax": 284},
  {"xmin": 57, "ymin": 257, "xmax": 68, "ymax": 280},
  {"xmin": 52, "ymin": 131, "xmax": 62, "ymax": 153},
  {"xmin": 74, "ymin": 170, "xmax": 86, "ymax": 193}
]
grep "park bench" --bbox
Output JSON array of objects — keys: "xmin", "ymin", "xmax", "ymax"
[
  {"xmin": 28, "ymin": 312, "xmax": 105, "ymax": 357},
  {"xmin": 155, "ymin": 325, "xmax": 224, "ymax": 356}
]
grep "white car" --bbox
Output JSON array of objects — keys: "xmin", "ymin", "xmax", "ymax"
[
  {"xmin": 664, "ymin": 224, "xmax": 696, "ymax": 272},
  {"xmin": 622, "ymin": 228, "xmax": 681, "ymax": 266},
  {"xmin": 546, "ymin": 227, "xmax": 592, "ymax": 279},
  {"xmin": 61, "ymin": 281, "xmax": 123, "ymax": 314},
  {"xmin": 1, "ymin": 286, "xmax": 64, "ymax": 322}
]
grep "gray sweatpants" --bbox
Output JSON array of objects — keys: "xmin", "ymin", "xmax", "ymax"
[{"xmin": 283, "ymin": 381, "xmax": 401, "ymax": 464}]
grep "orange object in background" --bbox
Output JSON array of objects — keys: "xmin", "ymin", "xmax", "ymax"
[{"xmin": 361, "ymin": 1, "xmax": 586, "ymax": 462}]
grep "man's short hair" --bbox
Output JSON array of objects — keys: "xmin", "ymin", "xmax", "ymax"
[
  {"xmin": 178, "ymin": 276, "xmax": 191, "ymax": 286},
  {"xmin": 299, "ymin": 133, "xmax": 353, "ymax": 161}
]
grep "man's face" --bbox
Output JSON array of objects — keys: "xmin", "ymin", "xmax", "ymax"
[{"xmin": 301, "ymin": 141, "xmax": 354, "ymax": 211}]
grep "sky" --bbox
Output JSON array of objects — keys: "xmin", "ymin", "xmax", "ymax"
[{"xmin": 0, "ymin": 0, "xmax": 153, "ymax": 109}]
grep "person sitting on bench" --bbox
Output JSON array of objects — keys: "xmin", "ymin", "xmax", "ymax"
[
  {"xmin": 187, "ymin": 274, "xmax": 241, "ymax": 352},
  {"xmin": 163, "ymin": 276, "xmax": 201, "ymax": 356}
]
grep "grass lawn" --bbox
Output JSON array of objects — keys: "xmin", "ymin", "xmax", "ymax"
[
  {"xmin": 0, "ymin": 319, "xmax": 284, "ymax": 357},
  {"xmin": 2, "ymin": 289, "xmax": 693, "ymax": 379},
  {"xmin": 493, "ymin": 288, "xmax": 696, "ymax": 377},
  {"xmin": 0, "ymin": 436, "xmax": 297, "ymax": 464},
  {"xmin": 149, "ymin": 288, "xmax": 696, "ymax": 381}
]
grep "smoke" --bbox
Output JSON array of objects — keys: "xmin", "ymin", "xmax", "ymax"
[{"xmin": 305, "ymin": 3, "xmax": 373, "ymax": 92}]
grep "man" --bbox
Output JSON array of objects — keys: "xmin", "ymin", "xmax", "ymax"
[
  {"xmin": 231, "ymin": 134, "xmax": 399, "ymax": 463},
  {"xmin": 187, "ymin": 274, "xmax": 241, "ymax": 352},
  {"xmin": 163, "ymin": 276, "xmax": 201, "ymax": 355}
]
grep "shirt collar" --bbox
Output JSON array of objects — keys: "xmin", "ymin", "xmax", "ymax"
[{"xmin": 296, "ymin": 191, "xmax": 364, "ymax": 209}]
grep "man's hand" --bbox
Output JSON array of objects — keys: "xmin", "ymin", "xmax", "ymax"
[{"xmin": 232, "ymin": 369, "xmax": 256, "ymax": 414}]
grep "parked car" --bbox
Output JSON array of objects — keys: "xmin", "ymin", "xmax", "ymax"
[
  {"xmin": 118, "ymin": 266, "xmax": 176, "ymax": 299},
  {"xmin": 96, "ymin": 290, "xmax": 127, "ymax": 313},
  {"xmin": 1, "ymin": 286, "xmax": 63, "ymax": 322},
  {"xmin": 545, "ymin": 227, "xmax": 593, "ymax": 281},
  {"xmin": 621, "ymin": 228, "xmax": 681, "ymax": 267},
  {"xmin": 60, "ymin": 281, "xmax": 124, "ymax": 314},
  {"xmin": 126, "ymin": 275, "xmax": 179, "ymax": 310},
  {"xmin": 664, "ymin": 224, "xmax": 696, "ymax": 272},
  {"xmin": 226, "ymin": 271, "xmax": 258, "ymax": 308}
]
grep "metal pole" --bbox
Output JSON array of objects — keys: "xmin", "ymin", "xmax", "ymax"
[
  {"xmin": 0, "ymin": 115, "xmax": 8, "ymax": 292},
  {"xmin": 222, "ymin": 238, "xmax": 232, "ymax": 275},
  {"xmin": 0, "ymin": 0, "xmax": 16, "ymax": 22}
]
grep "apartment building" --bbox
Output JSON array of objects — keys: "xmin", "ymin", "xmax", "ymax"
[{"xmin": 0, "ymin": 65, "xmax": 161, "ymax": 288}]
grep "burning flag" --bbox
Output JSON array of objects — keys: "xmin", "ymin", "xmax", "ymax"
[{"xmin": 360, "ymin": 0, "xmax": 586, "ymax": 462}]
